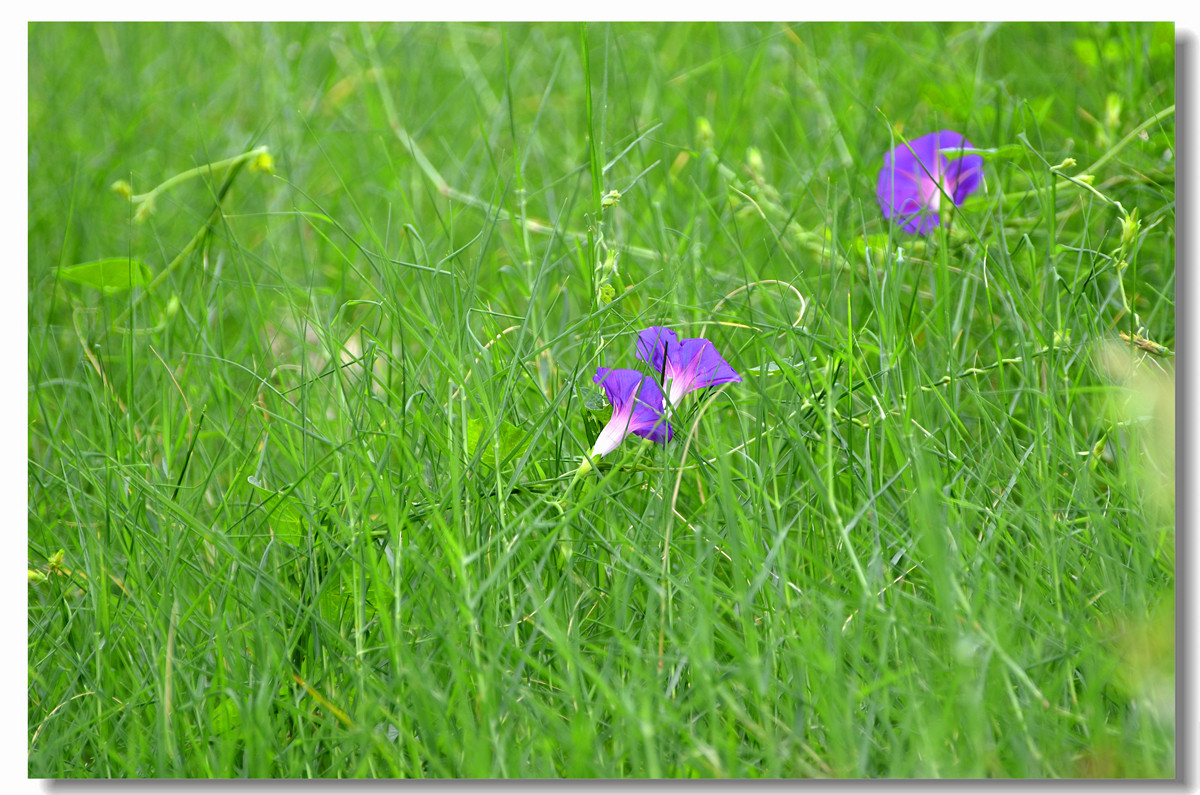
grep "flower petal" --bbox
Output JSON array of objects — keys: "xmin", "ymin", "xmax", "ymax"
[
  {"xmin": 593, "ymin": 367, "xmax": 646, "ymax": 413},
  {"xmin": 878, "ymin": 130, "xmax": 985, "ymax": 235},
  {"xmin": 635, "ymin": 326, "xmax": 678, "ymax": 375},
  {"xmin": 891, "ymin": 196, "xmax": 939, "ymax": 236},
  {"xmin": 623, "ymin": 373, "xmax": 670, "ymax": 440},
  {"xmin": 916, "ymin": 129, "xmax": 982, "ymax": 205},
  {"xmin": 876, "ymin": 153, "xmax": 925, "ymax": 223},
  {"xmin": 878, "ymin": 134, "xmax": 947, "ymax": 234},
  {"xmin": 889, "ymin": 132, "xmax": 947, "ymax": 186},
  {"xmin": 665, "ymin": 338, "xmax": 742, "ymax": 405},
  {"xmin": 591, "ymin": 367, "xmax": 672, "ymax": 455},
  {"xmin": 926, "ymin": 129, "xmax": 972, "ymax": 153},
  {"xmin": 945, "ymin": 154, "xmax": 984, "ymax": 205}
]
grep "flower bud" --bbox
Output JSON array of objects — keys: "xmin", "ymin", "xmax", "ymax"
[
  {"xmin": 133, "ymin": 199, "xmax": 154, "ymax": 223},
  {"xmin": 746, "ymin": 147, "xmax": 764, "ymax": 175},
  {"xmin": 1120, "ymin": 207, "xmax": 1140, "ymax": 250},
  {"xmin": 696, "ymin": 117, "xmax": 714, "ymax": 150},
  {"xmin": 250, "ymin": 150, "xmax": 275, "ymax": 174},
  {"xmin": 1104, "ymin": 93, "xmax": 1122, "ymax": 130}
]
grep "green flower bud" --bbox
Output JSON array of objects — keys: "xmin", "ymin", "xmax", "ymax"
[
  {"xmin": 696, "ymin": 117, "xmax": 714, "ymax": 150},
  {"xmin": 746, "ymin": 147, "xmax": 764, "ymax": 175},
  {"xmin": 1120, "ymin": 207, "xmax": 1140, "ymax": 250},
  {"xmin": 1104, "ymin": 93, "xmax": 1122, "ymax": 130},
  {"xmin": 111, "ymin": 179, "xmax": 132, "ymax": 199},
  {"xmin": 599, "ymin": 248, "xmax": 618, "ymax": 277},
  {"xmin": 250, "ymin": 150, "xmax": 275, "ymax": 175}
]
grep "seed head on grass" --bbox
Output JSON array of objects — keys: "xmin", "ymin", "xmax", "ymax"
[
  {"xmin": 877, "ymin": 130, "xmax": 983, "ymax": 235},
  {"xmin": 635, "ymin": 325, "xmax": 742, "ymax": 408}
]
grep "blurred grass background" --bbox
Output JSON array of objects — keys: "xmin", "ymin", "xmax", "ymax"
[{"xmin": 28, "ymin": 22, "xmax": 1174, "ymax": 777}]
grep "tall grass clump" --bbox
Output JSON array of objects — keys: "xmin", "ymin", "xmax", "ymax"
[{"xmin": 29, "ymin": 21, "xmax": 1174, "ymax": 778}]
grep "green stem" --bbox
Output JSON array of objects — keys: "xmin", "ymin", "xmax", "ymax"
[
  {"xmin": 129, "ymin": 146, "xmax": 269, "ymax": 205},
  {"xmin": 1082, "ymin": 103, "xmax": 1175, "ymax": 177},
  {"xmin": 360, "ymin": 22, "xmax": 663, "ymax": 265},
  {"xmin": 110, "ymin": 156, "xmax": 254, "ymax": 333},
  {"xmin": 991, "ymin": 105, "xmax": 1174, "ymax": 209},
  {"xmin": 563, "ymin": 455, "xmax": 596, "ymax": 500}
]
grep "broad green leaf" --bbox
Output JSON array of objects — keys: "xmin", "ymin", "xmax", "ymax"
[
  {"xmin": 466, "ymin": 418, "xmax": 531, "ymax": 472},
  {"xmin": 59, "ymin": 258, "xmax": 152, "ymax": 292},
  {"xmin": 211, "ymin": 698, "xmax": 242, "ymax": 735},
  {"xmin": 852, "ymin": 234, "xmax": 892, "ymax": 259},
  {"xmin": 583, "ymin": 386, "xmax": 609, "ymax": 412},
  {"xmin": 272, "ymin": 503, "xmax": 305, "ymax": 547},
  {"xmin": 1073, "ymin": 38, "xmax": 1099, "ymax": 68},
  {"xmin": 319, "ymin": 573, "xmax": 355, "ymax": 624}
]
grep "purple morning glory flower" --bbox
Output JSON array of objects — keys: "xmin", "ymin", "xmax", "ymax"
[
  {"xmin": 590, "ymin": 367, "xmax": 673, "ymax": 457},
  {"xmin": 635, "ymin": 326, "xmax": 742, "ymax": 407},
  {"xmin": 877, "ymin": 130, "xmax": 984, "ymax": 235}
]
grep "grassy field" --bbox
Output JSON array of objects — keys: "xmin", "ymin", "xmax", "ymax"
[{"xmin": 27, "ymin": 21, "xmax": 1175, "ymax": 778}]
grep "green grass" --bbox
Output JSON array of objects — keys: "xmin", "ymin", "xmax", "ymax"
[{"xmin": 28, "ymin": 21, "xmax": 1175, "ymax": 778}]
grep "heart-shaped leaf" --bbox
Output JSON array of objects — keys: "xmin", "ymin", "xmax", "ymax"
[{"xmin": 59, "ymin": 258, "xmax": 152, "ymax": 292}]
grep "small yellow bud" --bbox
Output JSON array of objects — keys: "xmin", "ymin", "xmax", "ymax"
[
  {"xmin": 47, "ymin": 549, "xmax": 65, "ymax": 573},
  {"xmin": 250, "ymin": 150, "xmax": 275, "ymax": 175},
  {"xmin": 1051, "ymin": 157, "xmax": 1076, "ymax": 171},
  {"xmin": 28, "ymin": 569, "xmax": 48, "ymax": 584},
  {"xmin": 133, "ymin": 198, "xmax": 154, "ymax": 223},
  {"xmin": 600, "ymin": 189, "xmax": 621, "ymax": 209},
  {"xmin": 111, "ymin": 179, "xmax": 132, "ymax": 199},
  {"xmin": 746, "ymin": 147, "xmax": 764, "ymax": 175},
  {"xmin": 696, "ymin": 117, "xmax": 714, "ymax": 150}
]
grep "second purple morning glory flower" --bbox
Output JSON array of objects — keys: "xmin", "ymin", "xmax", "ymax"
[
  {"xmin": 877, "ymin": 129, "xmax": 984, "ymax": 235},
  {"xmin": 635, "ymin": 326, "xmax": 742, "ymax": 407}
]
